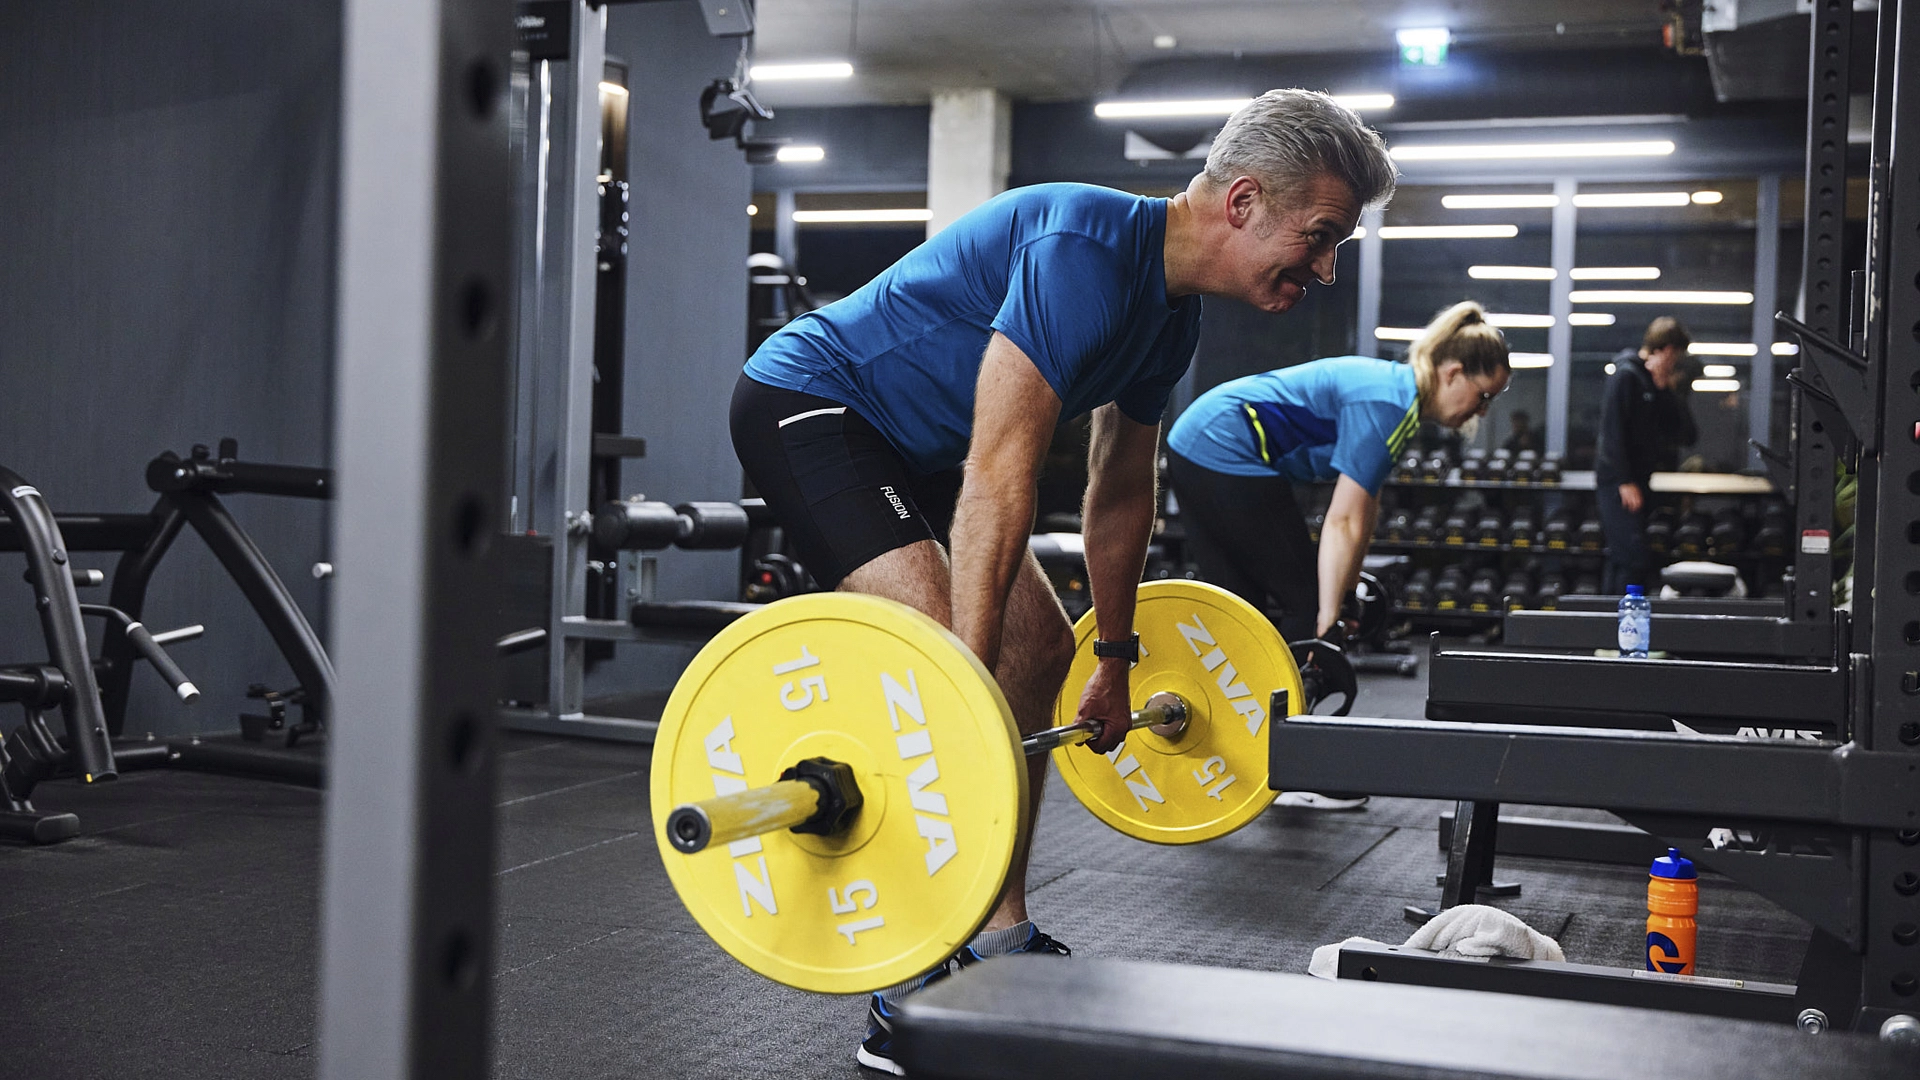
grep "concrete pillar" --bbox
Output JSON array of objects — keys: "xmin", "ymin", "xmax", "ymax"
[{"xmin": 926, "ymin": 88, "xmax": 1010, "ymax": 237}]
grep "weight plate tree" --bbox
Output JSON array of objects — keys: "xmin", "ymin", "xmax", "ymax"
[
  {"xmin": 651, "ymin": 593, "xmax": 1026, "ymax": 993},
  {"xmin": 1052, "ymin": 580, "xmax": 1303, "ymax": 845}
]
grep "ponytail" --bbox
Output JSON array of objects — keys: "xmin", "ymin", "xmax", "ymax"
[{"xmin": 1409, "ymin": 300, "xmax": 1510, "ymax": 409}]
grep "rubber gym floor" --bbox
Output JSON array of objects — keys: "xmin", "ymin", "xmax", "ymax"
[{"xmin": 0, "ymin": 645, "xmax": 1811, "ymax": 1080}]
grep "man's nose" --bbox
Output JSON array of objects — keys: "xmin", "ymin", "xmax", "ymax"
[{"xmin": 1311, "ymin": 247, "xmax": 1338, "ymax": 286}]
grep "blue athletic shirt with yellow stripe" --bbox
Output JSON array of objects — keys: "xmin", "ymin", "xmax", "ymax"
[{"xmin": 1166, "ymin": 356, "xmax": 1420, "ymax": 496}]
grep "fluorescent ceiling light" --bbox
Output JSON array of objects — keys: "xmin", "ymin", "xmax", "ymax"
[
  {"xmin": 747, "ymin": 204, "xmax": 758, "ymax": 216},
  {"xmin": 1396, "ymin": 27, "xmax": 1451, "ymax": 48},
  {"xmin": 776, "ymin": 145, "xmax": 826, "ymax": 163},
  {"xmin": 1373, "ymin": 327, "xmax": 1424, "ymax": 341},
  {"xmin": 1572, "ymin": 192, "xmax": 1691, "ymax": 208},
  {"xmin": 751, "ymin": 62, "xmax": 854, "ymax": 81},
  {"xmin": 1690, "ymin": 342, "xmax": 1758, "ymax": 356},
  {"xmin": 1469, "ymin": 265, "xmax": 1555, "ymax": 280},
  {"xmin": 1605, "ymin": 362, "xmax": 1617, "ymax": 374},
  {"xmin": 1691, "ymin": 190, "xmax": 1724, "ymax": 204},
  {"xmin": 1772, "ymin": 341, "xmax": 1800, "ymax": 355},
  {"xmin": 1570, "ymin": 267, "xmax": 1660, "ymax": 280},
  {"xmin": 1486, "ymin": 313, "xmax": 1554, "ymax": 328},
  {"xmin": 1701, "ymin": 364, "xmax": 1739, "ymax": 378},
  {"xmin": 1571, "ymin": 289, "xmax": 1753, "ymax": 305},
  {"xmin": 599, "ymin": 81, "xmax": 629, "ymax": 98},
  {"xmin": 1376, "ymin": 224, "xmax": 1519, "ymax": 239},
  {"xmin": 1350, "ymin": 226, "xmax": 1368, "ymax": 239},
  {"xmin": 1692, "ymin": 378, "xmax": 1741, "ymax": 392},
  {"xmin": 1391, "ymin": 140, "xmax": 1676, "ymax": 161},
  {"xmin": 1510, "ymin": 353, "xmax": 1554, "ymax": 368},
  {"xmin": 1095, "ymin": 98, "xmax": 1249, "ymax": 119},
  {"xmin": 1094, "ymin": 93, "xmax": 1392, "ymax": 119},
  {"xmin": 1444, "ymin": 194, "xmax": 1560, "ymax": 210},
  {"xmin": 790, "ymin": 208, "xmax": 932, "ymax": 223},
  {"xmin": 1568, "ymin": 313, "xmax": 1616, "ymax": 326}
]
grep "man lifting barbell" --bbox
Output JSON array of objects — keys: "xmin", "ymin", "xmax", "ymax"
[{"xmin": 727, "ymin": 90, "xmax": 1395, "ymax": 1073}]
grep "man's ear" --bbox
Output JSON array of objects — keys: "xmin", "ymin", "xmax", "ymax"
[{"xmin": 1225, "ymin": 176, "xmax": 1263, "ymax": 227}]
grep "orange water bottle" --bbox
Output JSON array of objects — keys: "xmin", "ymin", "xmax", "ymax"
[{"xmin": 1646, "ymin": 847, "xmax": 1697, "ymax": 975}]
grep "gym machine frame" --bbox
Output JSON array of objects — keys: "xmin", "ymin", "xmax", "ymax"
[
  {"xmin": 497, "ymin": 0, "xmax": 768, "ymax": 744},
  {"xmin": 1273, "ymin": 0, "xmax": 1920, "ymax": 1036},
  {"xmin": 0, "ymin": 440, "xmax": 337, "ymax": 736}
]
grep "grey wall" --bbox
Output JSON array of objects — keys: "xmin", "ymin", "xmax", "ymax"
[
  {"xmin": 609, "ymin": 1, "xmax": 751, "ymax": 603},
  {"xmin": 0, "ymin": 1, "xmax": 339, "ymax": 737}
]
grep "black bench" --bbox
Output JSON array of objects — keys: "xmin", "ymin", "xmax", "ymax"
[{"xmin": 895, "ymin": 955, "xmax": 1916, "ymax": 1080}]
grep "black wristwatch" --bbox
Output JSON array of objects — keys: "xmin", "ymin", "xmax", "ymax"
[{"xmin": 1092, "ymin": 633, "xmax": 1140, "ymax": 663}]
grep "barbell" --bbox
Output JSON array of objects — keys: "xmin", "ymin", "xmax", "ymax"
[{"xmin": 651, "ymin": 580, "xmax": 1318, "ymax": 993}]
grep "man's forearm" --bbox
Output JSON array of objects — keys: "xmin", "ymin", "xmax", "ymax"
[
  {"xmin": 1082, "ymin": 471, "xmax": 1156, "ymax": 646},
  {"xmin": 949, "ymin": 480, "xmax": 1036, "ymax": 670}
]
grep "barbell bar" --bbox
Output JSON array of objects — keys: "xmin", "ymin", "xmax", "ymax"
[{"xmin": 665, "ymin": 691, "xmax": 1191, "ymax": 855}]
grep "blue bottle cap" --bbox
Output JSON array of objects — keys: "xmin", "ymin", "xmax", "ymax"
[
  {"xmin": 1651, "ymin": 847, "xmax": 1696, "ymax": 879},
  {"xmin": 1625, "ymin": 584, "xmax": 1646, "ymax": 598}
]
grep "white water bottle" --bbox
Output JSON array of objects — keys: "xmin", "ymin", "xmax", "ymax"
[{"xmin": 1618, "ymin": 584, "xmax": 1651, "ymax": 658}]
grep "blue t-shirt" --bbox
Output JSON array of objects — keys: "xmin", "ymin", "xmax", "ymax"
[
  {"xmin": 744, "ymin": 183, "xmax": 1203, "ymax": 473},
  {"xmin": 1167, "ymin": 357, "xmax": 1420, "ymax": 495}
]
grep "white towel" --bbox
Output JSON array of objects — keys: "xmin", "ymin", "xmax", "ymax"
[
  {"xmin": 1403, "ymin": 903, "xmax": 1565, "ymax": 962},
  {"xmin": 1307, "ymin": 906, "xmax": 1564, "ymax": 979}
]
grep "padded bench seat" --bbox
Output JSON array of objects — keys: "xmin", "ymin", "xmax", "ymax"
[
  {"xmin": 894, "ymin": 955, "xmax": 1915, "ymax": 1080},
  {"xmin": 628, "ymin": 599, "xmax": 762, "ymax": 636}
]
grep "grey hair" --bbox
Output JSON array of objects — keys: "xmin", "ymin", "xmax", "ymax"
[{"xmin": 1203, "ymin": 89, "xmax": 1397, "ymax": 212}]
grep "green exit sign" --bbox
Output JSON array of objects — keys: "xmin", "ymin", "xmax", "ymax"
[{"xmin": 1397, "ymin": 27, "xmax": 1450, "ymax": 66}]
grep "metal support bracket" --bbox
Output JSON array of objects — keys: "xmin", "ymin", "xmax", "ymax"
[{"xmin": 1777, "ymin": 312, "xmax": 1877, "ymax": 452}]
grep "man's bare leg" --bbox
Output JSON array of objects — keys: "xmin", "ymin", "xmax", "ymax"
[{"xmin": 840, "ymin": 544, "xmax": 1076, "ymax": 930}]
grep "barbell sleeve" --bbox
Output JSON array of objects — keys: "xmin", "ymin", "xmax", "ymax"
[{"xmin": 667, "ymin": 778, "xmax": 822, "ymax": 854}]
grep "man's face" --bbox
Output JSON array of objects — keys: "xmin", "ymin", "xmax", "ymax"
[
  {"xmin": 1433, "ymin": 360, "xmax": 1512, "ymax": 429},
  {"xmin": 1644, "ymin": 344, "xmax": 1685, "ymax": 389},
  {"xmin": 1220, "ymin": 173, "xmax": 1362, "ymax": 314}
]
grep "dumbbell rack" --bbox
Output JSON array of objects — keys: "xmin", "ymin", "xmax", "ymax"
[{"xmin": 1309, "ymin": 466, "xmax": 1786, "ymax": 630}]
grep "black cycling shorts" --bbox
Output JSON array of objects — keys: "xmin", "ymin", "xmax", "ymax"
[{"xmin": 730, "ymin": 374, "xmax": 963, "ymax": 589}]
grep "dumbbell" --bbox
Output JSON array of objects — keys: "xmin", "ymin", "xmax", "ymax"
[
  {"xmin": 1484, "ymin": 449, "xmax": 1511, "ymax": 483},
  {"xmin": 1535, "ymin": 575, "xmax": 1565, "ymax": 610},
  {"xmin": 1501, "ymin": 568, "xmax": 1535, "ymax": 611},
  {"xmin": 1536, "ymin": 454, "xmax": 1563, "ymax": 486},
  {"xmin": 1473, "ymin": 506, "xmax": 1505, "ymax": 547},
  {"xmin": 1441, "ymin": 501, "xmax": 1472, "ymax": 545},
  {"xmin": 1402, "ymin": 568, "xmax": 1433, "ymax": 610},
  {"xmin": 1645, "ymin": 508, "xmax": 1675, "ymax": 556},
  {"xmin": 1672, "ymin": 512, "xmax": 1709, "ymax": 557},
  {"xmin": 1571, "ymin": 574, "xmax": 1601, "ymax": 596},
  {"xmin": 1753, "ymin": 503, "xmax": 1789, "ymax": 557},
  {"xmin": 1511, "ymin": 449, "xmax": 1538, "ymax": 484},
  {"xmin": 1308, "ymin": 504, "xmax": 1328, "ymax": 542},
  {"xmin": 1466, "ymin": 568, "xmax": 1502, "ymax": 612},
  {"xmin": 649, "ymin": 583, "xmax": 1319, "ymax": 994},
  {"xmin": 594, "ymin": 497, "xmax": 768, "ymax": 551},
  {"xmin": 1458, "ymin": 450, "xmax": 1486, "ymax": 484},
  {"xmin": 1340, "ymin": 569, "xmax": 1394, "ymax": 646},
  {"xmin": 1384, "ymin": 509, "xmax": 1412, "ymax": 542},
  {"xmin": 1709, "ymin": 509, "xmax": 1746, "ymax": 557},
  {"xmin": 1577, "ymin": 515, "xmax": 1604, "ymax": 551},
  {"xmin": 1506, "ymin": 506, "xmax": 1536, "ymax": 548},
  {"xmin": 1411, "ymin": 507, "xmax": 1441, "ymax": 545},
  {"xmin": 1543, "ymin": 509, "xmax": 1572, "ymax": 550},
  {"xmin": 1433, "ymin": 566, "xmax": 1468, "ymax": 609},
  {"xmin": 1421, "ymin": 452, "xmax": 1450, "ymax": 483},
  {"xmin": 1395, "ymin": 451, "xmax": 1423, "ymax": 481}
]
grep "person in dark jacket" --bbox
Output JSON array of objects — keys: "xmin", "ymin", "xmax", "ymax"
[{"xmin": 1595, "ymin": 316, "xmax": 1698, "ymax": 593}]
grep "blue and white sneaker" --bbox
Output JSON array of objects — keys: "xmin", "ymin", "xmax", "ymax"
[
  {"xmin": 955, "ymin": 925, "xmax": 1072, "ymax": 967},
  {"xmin": 857, "ymin": 965, "xmax": 950, "ymax": 1075}
]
